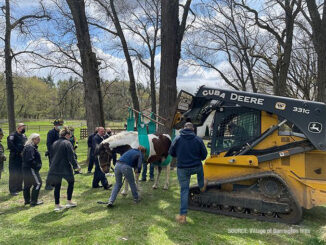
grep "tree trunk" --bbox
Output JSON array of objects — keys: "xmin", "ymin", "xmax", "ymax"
[
  {"xmin": 109, "ymin": 0, "xmax": 140, "ymax": 113},
  {"xmin": 4, "ymin": 0, "xmax": 16, "ymax": 133},
  {"xmin": 150, "ymin": 56, "xmax": 156, "ymax": 115},
  {"xmin": 316, "ymin": 41, "xmax": 326, "ymax": 102},
  {"xmin": 306, "ymin": 0, "xmax": 326, "ymax": 102},
  {"xmin": 275, "ymin": 4, "xmax": 296, "ymax": 97},
  {"xmin": 66, "ymin": 0, "xmax": 105, "ymax": 134},
  {"xmin": 158, "ymin": 0, "xmax": 179, "ymax": 134}
]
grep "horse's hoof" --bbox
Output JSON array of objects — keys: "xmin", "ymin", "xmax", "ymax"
[
  {"xmin": 163, "ymin": 186, "xmax": 169, "ymax": 190},
  {"xmin": 121, "ymin": 192, "xmax": 127, "ymax": 196},
  {"xmin": 152, "ymin": 185, "xmax": 158, "ymax": 189}
]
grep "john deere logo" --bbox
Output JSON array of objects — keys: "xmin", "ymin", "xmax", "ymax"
[
  {"xmin": 308, "ymin": 122, "xmax": 322, "ymax": 133},
  {"xmin": 275, "ymin": 102, "xmax": 286, "ymax": 110}
]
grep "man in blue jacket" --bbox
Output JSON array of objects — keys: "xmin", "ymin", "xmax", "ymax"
[
  {"xmin": 169, "ymin": 122, "xmax": 207, "ymax": 224},
  {"xmin": 107, "ymin": 146, "xmax": 146, "ymax": 208}
]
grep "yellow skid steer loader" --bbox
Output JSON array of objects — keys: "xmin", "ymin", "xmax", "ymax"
[{"xmin": 170, "ymin": 86, "xmax": 326, "ymax": 224}]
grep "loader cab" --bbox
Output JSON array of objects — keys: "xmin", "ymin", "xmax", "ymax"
[{"xmin": 211, "ymin": 106, "xmax": 261, "ymax": 155}]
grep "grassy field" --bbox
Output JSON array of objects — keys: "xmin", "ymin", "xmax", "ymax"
[{"xmin": 0, "ymin": 121, "xmax": 326, "ymax": 244}]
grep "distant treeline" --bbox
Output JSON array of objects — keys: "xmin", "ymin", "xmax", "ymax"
[{"xmin": 0, "ymin": 74, "xmax": 152, "ymax": 121}]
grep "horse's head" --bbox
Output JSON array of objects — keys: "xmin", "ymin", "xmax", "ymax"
[{"xmin": 97, "ymin": 142, "xmax": 113, "ymax": 174}]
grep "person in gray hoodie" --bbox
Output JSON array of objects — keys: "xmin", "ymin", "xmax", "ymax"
[{"xmin": 169, "ymin": 122, "xmax": 207, "ymax": 224}]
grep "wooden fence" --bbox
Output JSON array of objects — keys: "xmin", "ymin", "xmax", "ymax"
[{"xmin": 79, "ymin": 128, "xmax": 125, "ymax": 139}]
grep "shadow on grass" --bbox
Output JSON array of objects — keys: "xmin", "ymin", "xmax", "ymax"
[
  {"xmin": 0, "ymin": 204, "xmax": 31, "ymax": 215},
  {"xmin": 2, "ymin": 168, "xmax": 326, "ymax": 244},
  {"xmin": 30, "ymin": 209, "xmax": 69, "ymax": 223},
  {"xmin": 0, "ymin": 193, "xmax": 14, "ymax": 203}
]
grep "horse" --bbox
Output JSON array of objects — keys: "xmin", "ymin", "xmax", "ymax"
[{"xmin": 96, "ymin": 131, "xmax": 172, "ymax": 193}]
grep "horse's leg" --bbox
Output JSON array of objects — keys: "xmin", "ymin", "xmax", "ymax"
[
  {"xmin": 152, "ymin": 166, "xmax": 160, "ymax": 189},
  {"xmin": 121, "ymin": 178, "xmax": 129, "ymax": 196},
  {"xmin": 163, "ymin": 164, "xmax": 170, "ymax": 190}
]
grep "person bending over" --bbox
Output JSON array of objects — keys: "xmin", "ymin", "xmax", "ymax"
[{"xmin": 107, "ymin": 146, "xmax": 146, "ymax": 208}]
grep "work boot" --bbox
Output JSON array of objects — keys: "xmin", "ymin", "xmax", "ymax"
[{"xmin": 175, "ymin": 214, "xmax": 187, "ymax": 224}]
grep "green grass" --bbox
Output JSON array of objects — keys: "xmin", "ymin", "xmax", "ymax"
[{"xmin": 0, "ymin": 121, "xmax": 326, "ymax": 244}]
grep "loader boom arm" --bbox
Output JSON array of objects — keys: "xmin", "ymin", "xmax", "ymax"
[{"xmin": 173, "ymin": 86, "xmax": 326, "ymax": 151}]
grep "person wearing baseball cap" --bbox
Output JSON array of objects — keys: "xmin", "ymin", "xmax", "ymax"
[
  {"xmin": 7, "ymin": 123, "xmax": 27, "ymax": 195},
  {"xmin": 45, "ymin": 119, "xmax": 64, "ymax": 190}
]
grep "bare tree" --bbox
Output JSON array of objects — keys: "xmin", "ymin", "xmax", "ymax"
[
  {"xmin": 301, "ymin": 0, "xmax": 326, "ymax": 102},
  {"xmin": 159, "ymin": 0, "xmax": 193, "ymax": 133},
  {"xmin": 93, "ymin": 0, "xmax": 140, "ymax": 113},
  {"xmin": 288, "ymin": 20, "xmax": 317, "ymax": 100},
  {"xmin": 66, "ymin": 0, "xmax": 105, "ymax": 133},
  {"xmin": 185, "ymin": 0, "xmax": 260, "ymax": 92},
  {"xmin": 237, "ymin": 0, "xmax": 302, "ymax": 96},
  {"xmin": 121, "ymin": 0, "xmax": 161, "ymax": 115},
  {"xmin": 2, "ymin": 0, "xmax": 50, "ymax": 132}
]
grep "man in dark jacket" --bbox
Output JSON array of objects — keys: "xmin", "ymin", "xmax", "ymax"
[
  {"xmin": 107, "ymin": 146, "xmax": 146, "ymax": 207},
  {"xmin": 7, "ymin": 123, "xmax": 27, "ymax": 195},
  {"xmin": 46, "ymin": 119, "xmax": 64, "ymax": 164},
  {"xmin": 47, "ymin": 127, "xmax": 81, "ymax": 211},
  {"xmin": 92, "ymin": 127, "xmax": 111, "ymax": 189},
  {"xmin": 45, "ymin": 119, "xmax": 64, "ymax": 190},
  {"xmin": 169, "ymin": 122, "xmax": 207, "ymax": 224},
  {"xmin": 87, "ymin": 127, "xmax": 98, "ymax": 174}
]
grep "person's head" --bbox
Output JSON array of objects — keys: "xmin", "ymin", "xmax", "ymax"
[
  {"xmin": 68, "ymin": 126, "xmax": 74, "ymax": 136},
  {"xmin": 106, "ymin": 127, "xmax": 112, "ymax": 135},
  {"xmin": 138, "ymin": 145, "xmax": 147, "ymax": 157},
  {"xmin": 53, "ymin": 119, "xmax": 64, "ymax": 131},
  {"xmin": 184, "ymin": 122, "xmax": 194, "ymax": 131},
  {"xmin": 25, "ymin": 133, "xmax": 40, "ymax": 146},
  {"xmin": 17, "ymin": 123, "xmax": 26, "ymax": 134},
  {"xmin": 0, "ymin": 128, "xmax": 4, "ymax": 140},
  {"xmin": 97, "ymin": 127, "xmax": 105, "ymax": 136},
  {"xmin": 59, "ymin": 126, "xmax": 71, "ymax": 140}
]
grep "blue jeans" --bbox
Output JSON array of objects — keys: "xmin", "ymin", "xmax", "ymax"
[
  {"xmin": 141, "ymin": 163, "xmax": 154, "ymax": 180},
  {"xmin": 109, "ymin": 163, "xmax": 138, "ymax": 203},
  {"xmin": 177, "ymin": 165, "xmax": 204, "ymax": 215}
]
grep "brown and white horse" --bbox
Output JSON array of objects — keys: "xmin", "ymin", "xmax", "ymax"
[{"xmin": 96, "ymin": 131, "xmax": 172, "ymax": 193}]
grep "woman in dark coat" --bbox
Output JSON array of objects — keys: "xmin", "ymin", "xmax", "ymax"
[
  {"xmin": 47, "ymin": 127, "xmax": 81, "ymax": 211},
  {"xmin": 22, "ymin": 133, "xmax": 43, "ymax": 206}
]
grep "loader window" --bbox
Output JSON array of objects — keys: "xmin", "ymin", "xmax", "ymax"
[
  {"xmin": 212, "ymin": 110, "xmax": 260, "ymax": 154},
  {"xmin": 279, "ymin": 120, "xmax": 306, "ymax": 138}
]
